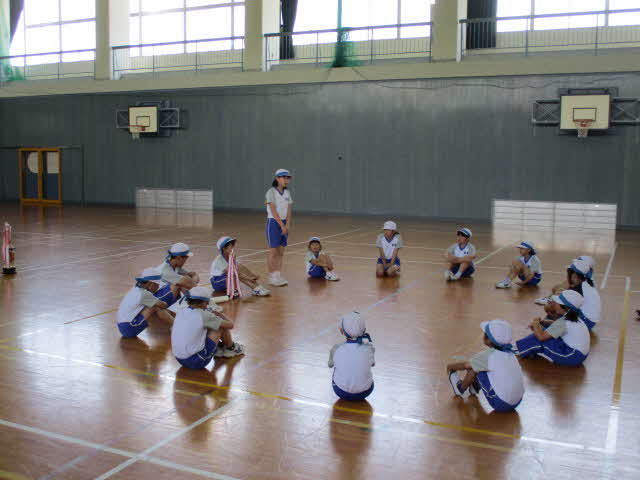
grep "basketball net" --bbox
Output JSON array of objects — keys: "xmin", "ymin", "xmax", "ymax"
[
  {"xmin": 2, "ymin": 222, "xmax": 16, "ymax": 273},
  {"xmin": 130, "ymin": 126, "xmax": 146, "ymax": 140},
  {"xmin": 574, "ymin": 119, "xmax": 593, "ymax": 139},
  {"xmin": 226, "ymin": 251, "xmax": 241, "ymax": 299}
]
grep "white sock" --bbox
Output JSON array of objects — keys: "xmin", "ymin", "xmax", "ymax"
[{"xmin": 452, "ymin": 271, "xmax": 462, "ymax": 280}]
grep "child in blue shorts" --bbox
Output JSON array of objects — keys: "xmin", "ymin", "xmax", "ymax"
[
  {"xmin": 447, "ymin": 319, "xmax": 524, "ymax": 412},
  {"xmin": 265, "ymin": 168, "xmax": 293, "ymax": 287},
  {"xmin": 375, "ymin": 221, "xmax": 402, "ymax": 278},
  {"xmin": 210, "ymin": 236, "xmax": 270, "ymax": 297},
  {"xmin": 444, "ymin": 227, "xmax": 477, "ymax": 281},
  {"xmin": 306, "ymin": 237, "xmax": 339, "ymax": 281},
  {"xmin": 329, "ymin": 311, "xmax": 375, "ymax": 401},
  {"xmin": 496, "ymin": 241, "xmax": 542, "ymax": 289},
  {"xmin": 116, "ymin": 268, "xmax": 174, "ymax": 338},
  {"xmin": 171, "ymin": 287, "xmax": 245, "ymax": 369},
  {"xmin": 155, "ymin": 242, "xmax": 200, "ymax": 306}
]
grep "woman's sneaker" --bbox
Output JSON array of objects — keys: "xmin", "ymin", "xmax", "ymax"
[
  {"xmin": 495, "ymin": 279, "xmax": 512, "ymax": 289},
  {"xmin": 325, "ymin": 271, "xmax": 339, "ymax": 281},
  {"xmin": 252, "ymin": 285, "xmax": 271, "ymax": 296}
]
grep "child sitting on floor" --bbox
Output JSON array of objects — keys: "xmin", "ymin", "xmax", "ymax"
[
  {"xmin": 495, "ymin": 241, "xmax": 542, "ymax": 289},
  {"xmin": 515, "ymin": 290, "xmax": 589, "ymax": 367},
  {"xmin": 446, "ymin": 319, "xmax": 524, "ymax": 412},
  {"xmin": 328, "ymin": 311, "xmax": 375, "ymax": 401},
  {"xmin": 116, "ymin": 268, "xmax": 174, "ymax": 338},
  {"xmin": 171, "ymin": 287, "xmax": 245, "ymax": 369},
  {"xmin": 306, "ymin": 237, "xmax": 339, "ymax": 281},
  {"xmin": 210, "ymin": 236, "xmax": 270, "ymax": 297},
  {"xmin": 444, "ymin": 227, "xmax": 477, "ymax": 281},
  {"xmin": 376, "ymin": 221, "xmax": 402, "ymax": 278}
]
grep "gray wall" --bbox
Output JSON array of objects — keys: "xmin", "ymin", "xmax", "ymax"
[{"xmin": 1, "ymin": 72, "xmax": 638, "ymax": 226}]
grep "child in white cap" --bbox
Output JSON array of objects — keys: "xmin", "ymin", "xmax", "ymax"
[
  {"xmin": 306, "ymin": 237, "xmax": 339, "ymax": 281},
  {"xmin": 447, "ymin": 319, "xmax": 524, "ymax": 412},
  {"xmin": 328, "ymin": 311, "xmax": 375, "ymax": 401},
  {"xmin": 116, "ymin": 268, "xmax": 174, "ymax": 338},
  {"xmin": 171, "ymin": 286, "xmax": 245, "ymax": 369},
  {"xmin": 495, "ymin": 241, "xmax": 542, "ymax": 289},
  {"xmin": 444, "ymin": 227, "xmax": 477, "ymax": 281},
  {"xmin": 376, "ymin": 220, "xmax": 402, "ymax": 278},
  {"xmin": 515, "ymin": 290, "xmax": 590, "ymax": 366},
  {"xmin": 155, "ymin": 242, "xmax": 200, "ymax": 306},
  {"xmin": 534, "ymin": 255, "xmax": 597, "ymax": 306},
  {"xmin": 265, "ymin": 168, "xmax": 293, "ymax": 287},
  {"xmin": 210, "ymin": 236, "xmax": 270, "ymax": 296}
]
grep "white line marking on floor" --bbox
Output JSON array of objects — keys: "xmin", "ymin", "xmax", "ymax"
[{"xmin": 600, "ymin": 242, "xmax": 618, "ymax": 290}]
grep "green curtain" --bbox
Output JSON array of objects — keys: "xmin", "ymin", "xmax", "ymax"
[{"xmin": 0, "ymin": 0, "xmax": 23, "ymax": 81}]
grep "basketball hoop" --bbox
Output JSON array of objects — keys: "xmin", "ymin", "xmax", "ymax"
[
  {"xmin": 130, "ymin": 125, "xmax": 146, "ymax": 140},
  {"xmin": 574, "ymin": 119, "xmax": 593, "ymax": 139}
]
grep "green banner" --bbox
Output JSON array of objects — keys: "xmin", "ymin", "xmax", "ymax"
[{"xmin": 0, "ymin": 0, "xmax": 23, "ymax": 81}]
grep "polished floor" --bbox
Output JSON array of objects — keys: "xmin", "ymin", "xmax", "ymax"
[{"xmin": 0, "ymin": 203, "xmax": 638, "ymax": 480}]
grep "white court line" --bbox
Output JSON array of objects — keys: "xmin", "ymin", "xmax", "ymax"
[
  {"xmin": 92, "ymin": 240, "xmax": 512, "ymax": 480},
  {"xmin": 0, "ymin": 418, "xmax": 240, "ymax": 480},
  {"xmin": 600, "ymin": 242, "xmax": 618, "ymax": 290}
]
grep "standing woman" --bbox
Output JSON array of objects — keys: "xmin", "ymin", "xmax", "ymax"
[{"xmin": 265, "ymin": 168, "xmax": 293, "ymax": 286}]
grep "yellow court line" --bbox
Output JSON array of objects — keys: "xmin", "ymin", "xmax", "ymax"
[
  {"xmin": 63, "ymin": 308, "xmax": 118, "ymax": 325},
  {"xmin": 0, "ymin": 471, "xmax": 32, "ymax": 480},
  {"xmin": 612, "ymin": 276, "xmax": 632, "ymax": 405},
  {"xmin": 0, "ymin": 342, "xmax": 608, "ymax": 454}
]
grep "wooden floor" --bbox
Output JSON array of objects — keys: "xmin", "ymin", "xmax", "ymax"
[{"xmin": 1, "ymin": 203, "xmax": 639, "ymax": 480}]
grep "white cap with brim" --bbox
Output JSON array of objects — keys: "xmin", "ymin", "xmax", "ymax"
[
  {"xmin": 383, "ymin": 221, "xmax": 397, "ymax": 231},
  {"xmin": 168, "ymin": 242, "xmax": 193, "ymax": 257},
  {"xmin": 457, "ymin": 227, "xmax": 472, "ymax": 238},
  {"xmin": 480, "ymin": 319, "xmax": 513, "ymax": 347},
  {"xmin": 186, "ymin": 286, "xmax": 210, "ymax": 302},
  {"xmin": 216, "ymin": 236, "xmax": 235, "ymax": 253},
  {"xmin": 517, "ymin": 241, "xmax": 535, "ymax": 251},
  {"xmin": 308, "ymin": 236, "xmax": 321, "ymax": 243},
  {"xmin": 274, "ymin": 168, "xmax": 291, "ymax": 177},
  {"xmin": 135, "ymin": 267, "xmax": 162, "ymax": 284},
  {"xmin": 341, "ymin": 311, "xmax": 366, "ymax": 338},
  {"xmin": 551, "ymin": 289, "xmax": 584, "ymax": 311},
  {"xmin": 577, "ymin": 255, "xmax": 595, "ymax": 269},
  {"xmin": 568, "ymin": 259, "xmax": 591, "ymax": 277}
]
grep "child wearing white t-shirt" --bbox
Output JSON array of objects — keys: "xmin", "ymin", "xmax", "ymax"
[
  {"xmin": 265, "ymin": 168, "xmax": 293, "ymax": 287},
  {"xmin": 515, "ymin": 290, "xmax": 589, "ymax": 366},
  {"xmin": 306, "ymin": 237, "xmax": 339, "ymax": 281},
  {"xmin": 375, "ymin": 220, "xmax": 402, "ymax": 278},
  {"xmin": 496, "ymin": 241, "xmax": 542, "ymax": 289},
  {"xmin": 210, "ymin": 236, "xmax": 270, "ymax": 297},
  {"xmin": 329, "ymin": 311, "xmax": 375, "ymax": 401},
  {"xmin": 447, "ymin": 319, "xmax": 524, "ymax": 412},
  {"xmin": 171, "ymin": 287, "xmax": 245, "ymax": 369},
  {"xmin": 116, "ymin": 268, "xmax": 174, "ymax": 338},
  {"xmin": 444, "ymin": 227, "xmax": 477, "ymax": 281}
]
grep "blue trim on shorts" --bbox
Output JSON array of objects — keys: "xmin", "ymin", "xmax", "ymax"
[
  {"xmin": 117, "ymin": 313, "xmax": 148, "ymax": 338},
  {"xmin": 518, "ymin": 273, "xmax": 542, "ymax": 286},
  {"xmin": 450, "ymin": 263, "xmax": 475, "ymax": 278},
  {"xmin": 308, "ymin": 264, "xmax": 326, "ymax": 278},
  {"xmin": 154, "ymin": 284, "xmax": 179, "ymax": 306},
  {"xmin": 475, "ymin": 372, "xmax": 521, "ymax": 412},
  {"xmin": 582, "ymin": 317, "xmax": 596, "ymax": 331},
  {"xmin": 516, "ymin": 332, "xmax": 587, "ymax": 366},
  {"xmin": 377, "ymin": 257, "xmax": 400, "ymax": 270},
  {"xmin": 176, "ymin": 337, "xmax": 217, "ymax": 369},
  {"xmin": 210, "ymin": 274, "xmax": 227, "ymax": 292},
  {"xmin": 266, "ymin": 218, "xmax": 288, "ymax": 248},
  {"xmin": 332, "ymin": 381, "xmax": 374, "ymax": 401}
]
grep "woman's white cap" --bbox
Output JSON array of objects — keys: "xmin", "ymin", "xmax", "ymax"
[
  {"xmin": 168, "ymin": 242, "xmax": 193, "ymax": 257},
  {"xmin": 480, "ymin": 319, "xmax": 512, "ymax": 346},
  {"xmin": 568, "ymin": 259, "xmax": 591, "ymax": 277},
  {"xmin": 274, "ymin": 168, "xmax": 291, "ymax": 177},
  {"xmin": 187, "ymin": 286, "xmax": 210, "ymax": 302},
  {"xmin": 341, "ymin": 311, "xmax": 366, "ymax": 338},
  {"xmin": 383, "ymin": 220, "xmax": 397, "ymax": 231},
  {"xmin": 577, "ymin": 255, "xmax": 595, "ymax": 269},
  {"xmin": 551, "ymin": 289, "xmax": 584, "ymax": 310}
]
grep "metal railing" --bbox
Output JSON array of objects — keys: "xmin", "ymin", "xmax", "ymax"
[
  {"xmin": 460, "ymin": 8, "xmax": 640, "ymax": 58},
  {"xmin": 112, "ymin": 37, "xmax": 245, "ymax": 77},
  {"xmin": 0, "ymin": 48, "xmax": 95, "ymax": 83},
  {"xmin": 264, "ymin": 22, "xmax": 432, "ymax": 70}
]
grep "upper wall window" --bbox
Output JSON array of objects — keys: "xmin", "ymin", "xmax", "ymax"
[{"xmin": 10, "ymin": 0, "xmax": 96, "ymax": 64}]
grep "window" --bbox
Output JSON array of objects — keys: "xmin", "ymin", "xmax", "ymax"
[
  {"xmin": 609, "ymin": 0, "xmax": 640, "ymax": 26},
  {"xmin": 534, "ymin": 0, "xmax": 606, "ymax": 30},
  {"xmin": 497, "ymin": 0, "xmax": 531, "ymax": 32},
  {"xmin": 129, "ymin": 0, "xmax": 245, "ymax": 55},
  {"xmin": 10, "ymin": 0, "xmax": 95, "ymax": 65}
]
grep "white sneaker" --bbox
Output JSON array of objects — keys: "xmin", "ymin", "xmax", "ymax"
[
  {"xmin": 252, "ymin": 285, "xmax": 271, "ymax": 297},
  {"xmin": 448, "ymin": 372, "xmax": 468, "ymax": 398},
  {"xmin": 269, "ymin": 276, "xmax": 288, "ymax": 287},
  {"xmin": 534, "ymin": 296, "xmax": 550, "ymax": 306},
  {"xmin": 444, "ymin": 270, "xmax": 452, "ymax": 281},
  {"xmin": 495, "ymin": 279, "xmax": 512, "ymax": 289},
  {"xmin": 223, "ymin": 342, "xmax": 245, "ymax": 358},
  {"xmin": 325, "ymin": 271, "xmax": 339, "ymax": 281},
  {"xmin": 206, "ymin": 303, "xmax": 224, "ymax": 313}
]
